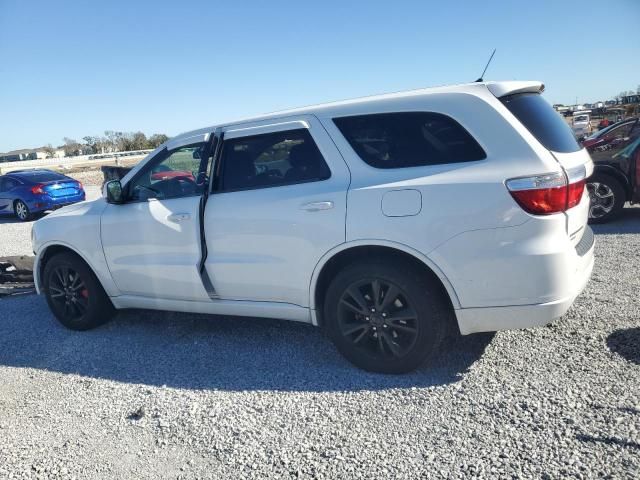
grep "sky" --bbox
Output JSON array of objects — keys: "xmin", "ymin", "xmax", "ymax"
[{"xmin": 0, "ymin": 0, "xmax": 638, "ymax": 152}]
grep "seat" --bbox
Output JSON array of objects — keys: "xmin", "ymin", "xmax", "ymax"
[
  {"xmin": 224, "ymin": 151, "xmax": 256, "ymax": 190},
  {"xmin": 285, "ymin": 143, "xmax": 327, "ymax": 182}
]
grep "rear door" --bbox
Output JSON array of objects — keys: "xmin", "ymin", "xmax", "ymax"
[
  {"xmin": 203, "ymin": 115, "xmax": 350, "ymax": 307},
  {"xmin": 498, "ymin": 90, "xmax": 593, "ymax": 244}
]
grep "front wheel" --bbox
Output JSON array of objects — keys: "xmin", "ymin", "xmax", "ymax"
[
  {"xmin": 43, "ymin": 252, "xmax": 115, "ymax": 330},
  {"xmin": 324, "ymin": 260, "xmax": 450, "ymax": 374},
  {"xmin": 587, "ymin": 174, "xmax": 626, "ymax": 224}
]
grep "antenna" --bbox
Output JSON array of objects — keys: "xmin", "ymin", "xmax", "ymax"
[{"xmin": 475, "ymin": 49, "xmax": 496, "ymax": 82}]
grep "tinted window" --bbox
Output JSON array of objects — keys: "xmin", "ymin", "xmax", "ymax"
[
  {"xmin": 216, "ymin": 129, "xmax": 330, "ymax": 192},
  {"xmin": 588, "ymin": 120, "xmax": 640, "ymax": 163},
  {"xmin": 5, "ymin": 178, "xmax": 19, "ymax": 189},
  {"xmin": 333, "ymin": 112, "xmax": 486, "ymax": 169},
  {"xmin": 501, "ymin": 93, "xmax": 581, "ymax": 153},
  {"xmin": 19, "ymin": 171, "xmax": 67, "ymax": 183}
]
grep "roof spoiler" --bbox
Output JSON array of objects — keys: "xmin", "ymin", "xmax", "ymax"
[{"xmin": 486, "ymin": 81, "xmax": 545, "ymax": 98}]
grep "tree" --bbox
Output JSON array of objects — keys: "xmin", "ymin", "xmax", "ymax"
[
  {"xmin": 83, "ymin": 136, "xmax": 99, "ymax": 154},
  {"xmin": 131, "ymin": 131, "xmax": 148, "ymax": 150},
  {"xmin": 147, "ymin": 133, "xmax": 169, "ymax": 149},
  {"xmin": 62, "ymin": 137, "xmax": 82, "ymax": 157},
  {"xmin": 104, "ymin": 130, "xmax": 124, "ymax": 152},
  {"xmin": 42, "ymin": 144, "xmax": 56, "ymax": 158}
]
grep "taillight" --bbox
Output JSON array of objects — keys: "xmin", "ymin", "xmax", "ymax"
[
  {"xmin": 506, "ymin": 166, "xmax": 586, "ymax": 215},
  {"xmin": 30, "ymin": 184, "xmax": 45, "ymax": 195}
]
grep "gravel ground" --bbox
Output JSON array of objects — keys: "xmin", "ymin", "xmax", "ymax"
[{"xmin": 0, "ymin": 207, "xmax": 638, "ymax": 479}]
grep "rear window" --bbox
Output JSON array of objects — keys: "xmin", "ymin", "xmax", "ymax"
[
  {"xmin": 19, "ymin": 171, "xmax": 67, "ymax": 183},
  {"xmin": 333, "ymin": 112, "xmax": 486, "ymax": 169},
  {"xmin": 501, "ymin": 93, "xmax": 581, "ymax": 153}
]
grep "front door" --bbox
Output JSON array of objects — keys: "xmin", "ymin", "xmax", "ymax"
[
  {"xmin": 203, "ymin": 116, "xmax": 350, "ymax": 308},
  {"xmin": 101, "ymin": 140, "xmax": 212, "ymax": 301}
]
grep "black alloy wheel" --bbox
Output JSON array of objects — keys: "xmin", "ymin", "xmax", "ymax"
[
  {"xmin": 324, "ymin": 260, "xmax": 450, "ymax": 374},
  {"xmin": 337, "ymin": 278, "xmax": 419, "ymax": 359},
  {"xmin": 47, "ymin": 264, "xmax": 90, "ymax": 320},
  {"xmin": 43, "ymin": 252, "xmax": 115, "ymax": 330}
]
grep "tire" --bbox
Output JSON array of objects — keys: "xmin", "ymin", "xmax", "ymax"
[
  {"xmin": 43, "ymin": 252, "xmax": 115, "ymax": 331},
  {"xmin": 587, "ymin": 174, "xmax": 626, "ymax": 224},
  {"xmin": 14, "ymin": 200, "xmax": 31, "ymax": 221},
  {"xmin": 324, "ymin": 259, "xmax": 451, "ymax": 374}
]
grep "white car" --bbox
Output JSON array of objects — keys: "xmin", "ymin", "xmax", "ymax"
[
  {"xmin": 572, "ymin": 113, "xmax": 592, "ymax": 138},
  {"xmin": 31, "ymin": 81, "xmax": 595, "ymax": 373}
]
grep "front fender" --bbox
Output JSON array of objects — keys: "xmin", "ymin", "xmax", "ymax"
[
  {"xmin": 32, "ymin": 199, "xmax": 119, "ymax": 297},
  {"xmin": 592, "ymin": 164, "xmax": 632, "ymax": 199}
]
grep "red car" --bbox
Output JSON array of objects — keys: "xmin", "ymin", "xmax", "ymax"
[
  {"xmin": 150, "ymin": 164, "xmax": 195, "ymax": 182},
  {"xmin": 583, "ymin": 118, "xmax": 640, "ymax": 223}
]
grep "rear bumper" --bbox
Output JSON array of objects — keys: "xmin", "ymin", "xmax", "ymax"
[
  {"xmin": 454, "ymin": 228, "xmax": 595, "ymax": 335},
  {"xmin": 27, "ymin": 192, "xmax": 86, "ymax": 212}
]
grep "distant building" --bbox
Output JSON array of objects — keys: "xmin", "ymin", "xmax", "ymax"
[{"xmin": 0, "ymin": 147, "xmax": 65, "ymax": 163}]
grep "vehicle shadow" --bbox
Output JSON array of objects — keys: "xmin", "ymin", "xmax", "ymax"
[
  {"xmin": 591, "ymin": 206, "xmax": 640, "ymax": 235},
  {"xmin": 606, "ymin": 327, "xmax": 640, "ymax": 365},
  {"xmin": 0, "ymin": 215, "xmax": 30, "ymax": 224},
  {"xmin": 0, "ymin": 295, "xmax": 494, "ymax": 392}
]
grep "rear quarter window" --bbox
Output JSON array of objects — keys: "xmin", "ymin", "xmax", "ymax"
[
  {"xmin": 333, "ymin": 112, "xmax": 486, "ymax": 169},
  {"xmin": 501, "ymin": 93, "xmax": 581, "ymax": 153}
]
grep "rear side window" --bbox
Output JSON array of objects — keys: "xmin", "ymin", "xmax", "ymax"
[
  {"xmin": 215, "ymin": 128, "xmax": 330, "ymax": 192},
  {"xmin": 333, "ymin": 112, "xmax": 486, "ymax": 169},
  {"xmin": 501, "ymin": 93, "xmax": 581, "ymax": 153}
]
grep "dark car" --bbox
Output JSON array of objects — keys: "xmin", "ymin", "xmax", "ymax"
[
  {"xmin": 583, "ymin": 118, "xmax": 640, "ymax": 223},
  {"xmin": 0, "ymin": 169, "xmax": 85, "ymax": 221}
]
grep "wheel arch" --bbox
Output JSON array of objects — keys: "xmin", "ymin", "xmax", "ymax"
[
  {"xmin": 592, "ymin": 164, "xmax": 632, "ymax": 201},
  {"xmin": 35, "ymin": 242, "xmax": 108, "ymax": 295},
  {"xmin": 309, "ymin": 240, "xmax": 461, "ymax": 328}
]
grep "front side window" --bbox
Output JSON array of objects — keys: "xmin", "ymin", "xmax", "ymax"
[
  {"xmin": 215, "ymin": 128, "xmax": 330, "ymax": 192},
  {"xmin": 333, "ymin": 112, "xmax": 486, "ymax": 169},
  {"xmin": 130, "ymin": 144, "xmax": 208, "ymax": 201}
]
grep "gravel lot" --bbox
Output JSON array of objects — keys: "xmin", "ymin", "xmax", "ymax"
[{"xmin": 0, "ymin": 205, "xmax": 638, "ymax": 479}]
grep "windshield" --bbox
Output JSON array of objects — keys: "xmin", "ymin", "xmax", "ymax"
[
  {"xmin": 586, "ymin": 124, "xmax": 615, "ymax": 139},
  {"xmin": 501, "ymin": 93, "xmax": 581, "ymax": 153}
]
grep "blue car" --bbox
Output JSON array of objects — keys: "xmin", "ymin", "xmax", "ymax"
[{"xmin": 0, "ymin": 169, "xmax": 85, "ymax": 221}]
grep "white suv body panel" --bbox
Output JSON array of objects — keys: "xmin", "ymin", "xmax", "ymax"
[{"xmin": 32, "ymin": 81, "xmax": 595, "ymax": 336}]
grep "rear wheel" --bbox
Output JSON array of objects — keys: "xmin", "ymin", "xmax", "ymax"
[
  {"xmin": 324, "ymin": 260, "xmax": 450, "ymax": 374},
  {"xmin": 43, "ymin": 252, "xmax": 115, "ymax": 330},
  {"xmin": 14, "ymin": 200, "xmax": 31, "ymax": 221},
  {"xmin": 587, "ymin": 174, "xmax": 626, "ymax": 224}
]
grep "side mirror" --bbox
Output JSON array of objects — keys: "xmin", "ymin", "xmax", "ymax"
[{"xmin": 104, "ymin": 180, "xmax": 125, "ymax": 204}]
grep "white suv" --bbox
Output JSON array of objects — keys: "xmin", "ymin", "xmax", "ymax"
[{"xmin": 31, "ymin": 81, "xmax": 595, "ymax": 373}]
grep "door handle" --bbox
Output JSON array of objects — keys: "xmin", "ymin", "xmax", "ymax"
[
  {"xmin": 166, "ymin": 213, "xmax": 191, "ymax": 223},
  {"xmin": 301, "ymin": 201, "xmax": 334, "ymax": 212}
]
